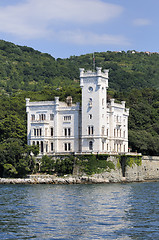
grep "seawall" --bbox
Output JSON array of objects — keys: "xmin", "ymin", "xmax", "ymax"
[{"xmin": 0, "ymin": 155, "xmax": 159, "ymax": 184}]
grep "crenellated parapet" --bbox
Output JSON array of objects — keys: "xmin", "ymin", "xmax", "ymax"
[{"xmin": 80, "ymin": 67, "xmax": 109, "ymax": 87}]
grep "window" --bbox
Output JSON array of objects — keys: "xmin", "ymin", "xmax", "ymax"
[
  {"xmin": 34, "ymin": 128, "xmax": 42, "ymax": 136},
  {"xmin": 46, "ymin": 144, "xmax": 48, "ymax": 153},
  {"xmin": 89, "ymin": 141, "xmax": 93, "ymax": 150},
  {"xmin": 51, "ymin": 142, "xmax": 53, "ymax": 151},
  {"xmin": 107, "ymin": 129, "xmax": 109, "ymax": 136},
  {"xmin": 64, "ymin": 143, "xmax": 71, "ymax": 151},
  {"xmin": 88, "ymin": 86, "xmax": 93, "ymax": 92},
  {"xmin": 64, "ymin": 128, "xmax": 71, "ymax": 137},
  {"xmin": 39, "ymin": 129, "xmax": 42, "ymax": 136},
  {"xmin": 89, "ymin": 114, "xmax": 92, "ymax": 119},
  {"xmin": 64, "ymin": 116, "xmax": 71, "ymax": 121},
  {"xmin": 50, "ymin": 114, "xmax": 54, "ymax": 120},
  {"xmin": 102, "ymin": 126, "xmax": 105, "ymax": 135},
  {"xmin": 39, "ymin": 114, "xmax": 46, "ymax": 121},
  {"xmin": 88, "ymin": 126, "xmax": 94, "ymax": 135},
  {"xmin": 51, "ymin": 127, "xmax": 54, "ymax": 136},
  {"xmin": 89, "ymin": 98, "xmax": 92, "ymax": 107},
  {"xmin": 102, "ymin": 98, "xmax": 104, "ymax": 106},
  {"xmin": 102, "ymin": 142, "xmax": 104, "ymax": 151},
  {"xmin": 41, "ymin": 141, "xmax": 44, "ymax": 153},
  {"xmin": 33, "ymin": 141, "xmax": 35, "ymax": 146},
  {"xmin": 31, "ymin": 114, "xmax": 35, "ymax": 121},
  {"xmin": 34, "ymin": 128, "xmax": 36, "ymax": 136}
]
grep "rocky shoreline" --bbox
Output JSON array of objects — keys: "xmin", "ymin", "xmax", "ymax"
[
  {"xmin": 0, "ymin": 175, "xmax": 120, "ymax": 184},
  {"xmin": 1, "ymin": 175, "xmax": 159, "ymax": 184}
]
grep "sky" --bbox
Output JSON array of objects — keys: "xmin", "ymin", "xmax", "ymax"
[{"xmin": 0, "ymin": 0, "xmax": 158, "ymax": 59}]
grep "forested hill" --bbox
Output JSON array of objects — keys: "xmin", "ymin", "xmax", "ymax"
[{"xmin": 1, "ymin": 40, "xmax": 159, "ymax": 93}]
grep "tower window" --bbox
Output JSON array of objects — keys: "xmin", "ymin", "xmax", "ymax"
[
  {"xmin": 64, "ymin": 116, "xmax": 71, "ymax": 121},
  {"xmin": 50, "ymin": 114, "xmax": 54, "ymax": 120},
  {"xmin": 88, "ymin": 86, "xmax": 93, "ymax": 92},
  {"xmin": 64, "ymin": 128, "xmax": 71, "ymax": 137},
  {"xmin": 89, "ymin": 141, "xmax": 93, "ymax": 150},
  {"xmin": 51, "ymin": 142, "xmax": 53, "ymax": 151},
  {"xmin": 51, "ymin": 127, "xmax": 53, "ymax": 136},
  {"xmin": 39, "ymin": 114, "xmax": 46, "ymax": 121},
  {"xmin": 88, "ymin": 126, "xmax": 94, "ymax": 135},
  {"xmin": 102, "ymin": 126, "xmax": 105, "ymax": 135},
  {"xmin": 89, "ymin": 114, "xmax": 92, "ymax": 119}
]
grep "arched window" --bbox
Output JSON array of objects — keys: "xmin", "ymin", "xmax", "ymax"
[{"xmin": 89, "ymin": 141, "xmax": 93, "ymax": 150}]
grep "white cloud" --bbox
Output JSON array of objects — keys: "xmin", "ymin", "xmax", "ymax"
[
  {"xmin": 57, "ymin": 30, "xmax": 130, "ymax": 46},
  {"xmin": 0, "ymin": 0, "xmax": 123, "ymax": 39},
  {"xmin": 133, "ymin": 18, "xmax": 151, "ymax": 26}
]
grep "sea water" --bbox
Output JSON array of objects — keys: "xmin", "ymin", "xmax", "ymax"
[{"xmin": 0, "ymin": 182, "xmax": 159, "ymax": 239}]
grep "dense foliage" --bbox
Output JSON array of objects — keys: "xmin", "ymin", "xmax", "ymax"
[{"xmin": 0, "ymin": 40, "xmax": 159, "ymax": 176}]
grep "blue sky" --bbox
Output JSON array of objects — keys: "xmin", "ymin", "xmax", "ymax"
[{"xmin": 0, "ymin": 0, "xmax": 158, "ymax": 58}]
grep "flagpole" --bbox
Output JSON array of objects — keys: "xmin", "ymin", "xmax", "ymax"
[{"xmin": 93, "ymin": 53, "xmax": 95, "ymax": 71}]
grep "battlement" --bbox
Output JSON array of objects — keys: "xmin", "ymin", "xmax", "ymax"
[
  {"xmin": 79, "ymin": 67, "xmax": 109, "ymax": 79},
  {"xmin": 80, "ymin": 67, "xmax": 109, "ymax": 88}
]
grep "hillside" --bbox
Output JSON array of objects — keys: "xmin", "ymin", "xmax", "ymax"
[{"xmin": 1, "ymin": 40, "xmax": 159, "ymax": 93}]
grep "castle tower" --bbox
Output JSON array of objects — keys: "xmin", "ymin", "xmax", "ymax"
[{"xmin": 80, "ymin": 67, "xmax": 109, "ymax": 153}]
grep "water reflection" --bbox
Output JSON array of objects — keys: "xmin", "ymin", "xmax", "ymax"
[
  {"xmin": 119, "ymin": 182, "xmax": 159, "ymax": 240},
  {"xmin": 0, "ymin": 182, "xmax": 159, "ymax": 239}
]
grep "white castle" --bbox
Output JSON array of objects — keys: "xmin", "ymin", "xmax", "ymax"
[{"xmin": 26, "ymin": 67, "xmax": 129, "ymax": 155}]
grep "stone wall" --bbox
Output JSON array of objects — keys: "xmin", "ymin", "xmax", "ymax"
[
  {"xmin": 125, "ymin": 156, "xmax": 159, "ymax": 182},
  {"xmin": 1, "ymin": 155, "xmax": 159, "ymax": 184}
]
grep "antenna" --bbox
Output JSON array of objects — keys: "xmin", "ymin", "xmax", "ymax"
[{"xmin": 93, "ymin": 53, "xmax": 95, "ymax": 71}]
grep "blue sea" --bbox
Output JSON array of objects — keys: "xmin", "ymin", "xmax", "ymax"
[{"xmin": 0, "ymin": 182, "xmax": 159, "ymax": 239}]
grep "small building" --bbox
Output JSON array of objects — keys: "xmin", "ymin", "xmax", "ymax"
[{"xmin": 26, "ymin": 67, "xmax": 129, "ymax": 155}]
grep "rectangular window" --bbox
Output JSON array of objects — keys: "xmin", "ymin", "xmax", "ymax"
[
  {"xmin": 102, "ymin": 98, "xmax": 104, "ymax": 106},
  {"xmin": 89, "ymin": 114, "xmax": 92, "ymax": 119},
  {"xmin": 102, "ymin": 142, "xmax": 104, "ymax": 151},
  {"xmin": 34, "ymin": 128, "xmax": 36, "ymax": 136},
  {"xmin": 31, "ymin": 114, "xmax": 35, "ymax": 121},
  {"xmin": 37, "ymin": 129, "xmax": 39, "ymax": 136},
  {"xmin": 68, "ymin": 128, "xmax": 71, "ymax": 136},
  {"xmin": 39, "ymin": 114, "xmax": 46, "ymax": 121},
  {"xmin": 64, "ymin": 128, "xmax": 71, "ymax": 137},
  {"xmin": 46, "ymin": 144, "xmax": 48, "ymax": 153},
  {"xmin": 64, "ymin": 143, "xmax": 71, "ymax": 151},
  {"xmin": 65, "ymin": 143, "xmax": 67, "ymax": 151},
  {"xmin": 51, "ymin": 142, "xmax": 53, "ymax": 151},
  {"xmin": 51, "ymin": 127, "xmax": 53, "ymax": 136},
  {"xmin": 88, "ymin": 126, "xmax": 94, "ymax": 135},
  {"xmin": 64, "ymin": 116, "xmax": 71, "ymax": 121},
  {"xmin": 107, "ymin": 129, "xmax": 109, "ymax": 136},
  {"xmin": 50, "ymin": 114, "xmax": 54, "ymax": 120},
  {"xmin": 68, "ymin": 143, "xmax": 71, "ymax": 151},
  {"xmin": 40, "ymin": 128, "xmax": 42, "ymax": 136},
  {"xmin": 89, "ymin": 141, "xmax": 93, "ymax": 150},
  {"xmin": 102, "ymin": 126, "xmax": 105, "ymax": 135}
]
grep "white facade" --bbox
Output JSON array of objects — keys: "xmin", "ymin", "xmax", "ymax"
[{"xmin": 26, "ymin": 67, "xmax": 129, "ymax": 155}]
